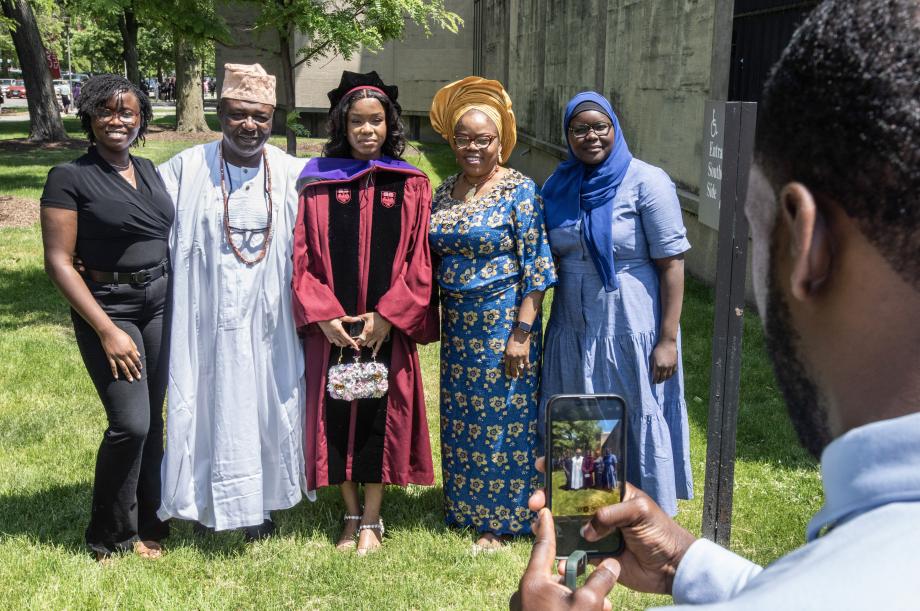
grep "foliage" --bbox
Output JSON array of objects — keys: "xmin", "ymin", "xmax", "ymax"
[
  {"xmin": 249, "ymin": 0, "xmax": 461, "ymax": 67},
  {"xmin": 551, "ymin": 420, "xmax": 603, "ymax": 454}
]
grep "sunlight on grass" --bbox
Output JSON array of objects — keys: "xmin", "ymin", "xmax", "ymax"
[{"xmin": 0, "ymin": 123, "xmax": 822, "ymax": 609}]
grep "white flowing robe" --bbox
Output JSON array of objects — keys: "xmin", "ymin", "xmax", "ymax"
[
  {"xmin": 570, "ymin": 456, "xmax": 584, "ymax": 490},
  {"xmin": 157, "ymin": 140, "xmax": 312, "ymax": 531}
]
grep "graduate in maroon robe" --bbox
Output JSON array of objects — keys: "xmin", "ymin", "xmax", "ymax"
[
  {"xmin": 582, "ymin": 451, "xmax": 595, "ymax": 488},
  {"xmin": 292, "ymin": 71, "xmax": 437, "ymax": 555}
]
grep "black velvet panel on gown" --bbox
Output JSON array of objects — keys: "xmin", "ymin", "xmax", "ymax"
[{"xmin": 324, "ymin": 172, "xmax": 406, "ymax": 484}]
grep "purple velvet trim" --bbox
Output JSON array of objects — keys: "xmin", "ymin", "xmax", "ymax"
[{"xmin": 299, "ymin": 156, "xmax": 423, "ymax": 186}]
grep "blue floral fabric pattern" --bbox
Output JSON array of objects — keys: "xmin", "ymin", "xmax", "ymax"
[{"xmin": 429, "ymin": 169, "xmax": 556, "ymax": 535}]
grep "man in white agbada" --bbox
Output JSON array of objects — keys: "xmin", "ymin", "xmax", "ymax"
[{"xmin": 157, "ymin": 63, "xmax": 313, "ymax": 539}]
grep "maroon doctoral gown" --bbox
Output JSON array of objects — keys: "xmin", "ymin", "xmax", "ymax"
[{"xmin": 292, "ymin": 157, "xmax": 437, "ymax": 490}]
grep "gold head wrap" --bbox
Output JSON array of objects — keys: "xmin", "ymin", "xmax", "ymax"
[
  {"xmin": 220, "ymin": 63, "xmax": 276, "ymax": 106},
  {"xmin": 429, "ymin": 76, "xmax": 516, "ymax": 163}
]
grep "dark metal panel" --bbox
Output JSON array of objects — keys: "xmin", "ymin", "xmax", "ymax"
[
  {"xmin": 701, "ymin": 101, "xmax": 758, "ymax": 546},
  {"xmin": 728, "ymin": 1, "xmax": 818, "ymax": 102}
]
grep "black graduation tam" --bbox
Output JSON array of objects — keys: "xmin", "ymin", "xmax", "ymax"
[{"xmin": 326, "ymin": 70, "xmax": 400, "ymax": 114}]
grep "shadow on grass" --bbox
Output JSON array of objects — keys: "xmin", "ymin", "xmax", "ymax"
[
  {"xmin": 0, "ymin": 482, "xmax": 94, "ymax": 555},
  {"xmin": 279, "ymin": 483, "xmax": 448, "ymax": 542},
  {"xmin": 0, "ymin": 146, "xmax": 87, "ymax": 196},
  {"xmin": 0, "ymin": 265, "xmax": 71, "ymax": 330},
  {"xmin": 0, "ymin": 480, "xmax": 451, "ymax": 559}
]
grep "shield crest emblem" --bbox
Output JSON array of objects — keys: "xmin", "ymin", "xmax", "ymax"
[
  {"xmin": 380, "ymin": 190, "xmax": 397, "ymax": 208},
  {"xmin": 336, "ymin": 188, "xmax": 351, "ymax": 204}
]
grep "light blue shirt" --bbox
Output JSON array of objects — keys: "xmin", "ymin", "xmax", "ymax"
[{"xmin": 654, "ymin": 411, "xmax": 920, "ymax": 610}]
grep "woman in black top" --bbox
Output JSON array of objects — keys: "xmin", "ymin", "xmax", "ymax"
[{"xmin": 40, "ymin": 75, "xmax": 174, "ymax": 561}]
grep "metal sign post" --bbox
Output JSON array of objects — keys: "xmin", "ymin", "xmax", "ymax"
[{"xmin": 700, "ymin": 101, "xmax": 757, "ymax": 547}]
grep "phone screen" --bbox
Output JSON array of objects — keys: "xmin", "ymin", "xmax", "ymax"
[
  {"xmin": 347, "ymin": 320, "xmax": 365, "ymax": 338},
  {"xmin": 546, "ymin": 395, "xmax": 626, "ymax": 557}
]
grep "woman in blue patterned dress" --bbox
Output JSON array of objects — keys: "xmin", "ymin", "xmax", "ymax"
[
  {"xmin": 428, "ymin": 77, "xmax": 556, "ymax": 549},
  {"xmin": 540, "ymin": 92, "xmax": 693, "ymax": 517}
]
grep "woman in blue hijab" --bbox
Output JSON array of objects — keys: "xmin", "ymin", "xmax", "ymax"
[{"xmin": 540, "ymin": 92, "xmax": 693, "ymax": 516}]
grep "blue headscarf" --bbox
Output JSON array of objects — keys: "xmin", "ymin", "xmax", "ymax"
[{"xmin": 542, "ymin": 92, "xmax": 633, "ymax": 292}]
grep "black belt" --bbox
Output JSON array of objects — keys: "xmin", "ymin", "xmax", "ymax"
[{"xmin": 85, "ymin": 260, "xmax": 169, "ymax": 286}]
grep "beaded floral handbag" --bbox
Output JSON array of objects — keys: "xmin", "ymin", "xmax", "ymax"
[{"xmin": 326, "ymin": 349, "xmax": 389, "ymax": 402}]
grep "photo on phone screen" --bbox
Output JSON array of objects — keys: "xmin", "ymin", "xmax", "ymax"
[{"xmin": 546, "ymin": 395, "xmax": 626, "ymax": 558}]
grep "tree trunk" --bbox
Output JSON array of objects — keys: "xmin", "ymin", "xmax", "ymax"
[
  {"xmin": 173, "ymin": 32, "xmax": 208, "ymax": 132},
  {"xmin": 1, "ymin": 0, "xmax": 67, "ymax": 142},
  {"xmin": 117, "ymin": 7, "xmax": 141, "ymax": 86},
  {"xmin": 278, "ymin": 25, "xmax": 297, "ymax": 155}
]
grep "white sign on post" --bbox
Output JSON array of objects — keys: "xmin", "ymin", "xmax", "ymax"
[{"xmin": 699, "ymin": 101, "xmax": 725, "ymax": 230}]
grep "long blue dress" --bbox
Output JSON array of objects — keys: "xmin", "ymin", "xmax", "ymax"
[
  {"xmin": 430, "ymin": 169, "xmax": 557, "ymax": 535},
  {"xmin": 541, "ymin": 158, "xmax": 693, "ymax": 517}
]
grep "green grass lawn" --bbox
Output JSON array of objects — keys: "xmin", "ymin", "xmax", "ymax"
[{"xmin": 0, "ymin": 116, "xmax": 822, "ymax": 609}]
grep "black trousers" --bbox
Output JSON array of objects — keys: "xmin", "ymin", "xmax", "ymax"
[{"xmin": 71, "ymin": 273, "xmax": 170, "ymax": 555}]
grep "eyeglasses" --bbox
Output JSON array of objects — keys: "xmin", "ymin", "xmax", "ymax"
[
  {"xmin": 454, "ymin": 134, "xmax": 497, "ymax": 149},
  {"xmin": 568, "ymin": 122, "xmax": 612, "ymax": 139},
  {"xmin": 95, "ymin": 109, "xmax": 139, "ymax": 123}
]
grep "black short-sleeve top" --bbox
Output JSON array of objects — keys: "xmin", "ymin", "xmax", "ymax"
[{"xmin": 40, "ymin": 147, "xmax": 175, "ymax": 272}]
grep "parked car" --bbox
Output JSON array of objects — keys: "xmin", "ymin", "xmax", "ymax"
[
  {"xmin": 0, "ymin": 78, "xmax": 14, "ymax": 95},
  {"xmin": 6, "ymin": 80, "xmax": 26, "ymax": 99},
  {"xmin": 53, "ymin": 79, "xmax": 71, "ymax": 97}
]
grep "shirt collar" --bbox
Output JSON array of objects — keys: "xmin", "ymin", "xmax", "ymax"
[{"xmin": 807, "ymin": 411, "xmax": 920, "ymax": 541}]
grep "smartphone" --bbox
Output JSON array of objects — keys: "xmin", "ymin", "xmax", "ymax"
[
  {"xmin": 346, "ymin": 320, "xmax": 365, "ymax": 338},
  {"xmin": 545, "ymin": 394, "xmax": 626, "ymax": 558}
]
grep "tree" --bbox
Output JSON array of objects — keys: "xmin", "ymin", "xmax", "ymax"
[
  {"xmin": 117, "ymin": 4, "xmax": 141, "ymax": 85},
  {"xmin": 246, "ymin": 0, "xmax": 462, "ymax": 154},
  {"xmin": 172, "ymin": 31, "xmax": 208, "ymax": 131},
  {"xmin": 2, "ymin": 0, "xmax": 67, "ymax": 142},
  {"xmin": 147, "ymin": 0, "xmax": 227, "ymax": 132}
]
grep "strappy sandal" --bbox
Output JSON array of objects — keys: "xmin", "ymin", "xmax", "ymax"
[
  {"xmin": 335, "ymin": 513, "xmax": 362, "ymax": 551},
  {"xmin": 356, "ymin": 518, "xmax": 384, "ymax": 556},
  {"xmin": 95, "ymin": 540, "xmax": 163, "ymax": 564},
  {"xmin": 134, "ymin": 540, "xmax": 163, "ymax": 559}
]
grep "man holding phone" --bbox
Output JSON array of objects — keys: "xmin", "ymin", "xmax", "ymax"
[{"xmin": 513, "ymin": 0, "xmax": 920, "ymax": 608}]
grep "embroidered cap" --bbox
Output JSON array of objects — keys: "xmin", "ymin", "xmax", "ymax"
[{"xmin": 220, "ymin": 63, "xmax": 276, "ymax": 106}]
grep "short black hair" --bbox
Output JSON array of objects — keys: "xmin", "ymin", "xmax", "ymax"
[
  {"xmin": 323, "ymin": 89, "xmax": 406, "ymax": 160},
  {"xmin": 77, "ymin": 74, "xmax": 153, "ymax": 146},
  {"xmin": 756, "ymin": 0, "xmax": 920, "ymax": 288}
]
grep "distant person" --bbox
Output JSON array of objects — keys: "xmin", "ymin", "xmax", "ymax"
[
  {"xmin": 540, "ymin": 90, "xmax": 693, "ymax": 517},
  {"xmin": 582, "ymin": 450, "xmax": 595, "ymax": 488},
  {"xmin": 60, "ymin": 92, "xmax": 71, "ymax": 114},
  {"xmin": 562, "ymin": 453, "xmax": 572, "ymax": 490},
  {"xmin": 72, "ymin": 81, "xmax": 81, "ymax": 104},
  {"xmin": 514, "ymin": 1, "xmax": 920, "ymax": 608},
  {"xmin": 157, "ymin": 63, "xmax": 310, "ymax": 540},
  {"xmin": 602, "ymin": 450, "xmax": 618, "ymax": 489},
  {"xmin": 40, "ymin": 74, "xmax": 171, "ymax": 562},
  {"xmin": 570, "ymin": 449, "xmax": 585, "ymax": 490},
  {"xmin": 592, "ymin": 450, "xmax": 605, "ymax": 490},
  {"xmin": 429, "ymin": 76, "xmax": 557, "ymax": 550}
]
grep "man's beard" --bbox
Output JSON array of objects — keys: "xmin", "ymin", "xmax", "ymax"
[{"xmin": 764, "ymin": 241, "xmax": 833, "ymax": 459}]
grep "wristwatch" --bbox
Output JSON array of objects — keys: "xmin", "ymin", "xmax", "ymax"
[{"xmin": 513, "ymin": 320, "xmax": 533, "ymax": 334}]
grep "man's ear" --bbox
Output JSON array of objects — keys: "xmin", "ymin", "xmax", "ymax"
[{"xmin": 779, "ymin": 182, "xmax": 832, "ymax": 301}]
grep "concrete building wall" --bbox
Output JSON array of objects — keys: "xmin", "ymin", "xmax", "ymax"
[
  {"xmin": 481, "ymin": 0, "xmax": 746, "ymax": 296},
  {"xmin": 215, "ymin": 1, "xmax": 285, "ymax": 99},
  {"xmin": 291, "ymin": 0, "xmax": 475, "ymax": 124},
  {"xmin": 216, "ymin": 0, "xmax": 475, "ymax": 138}
]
